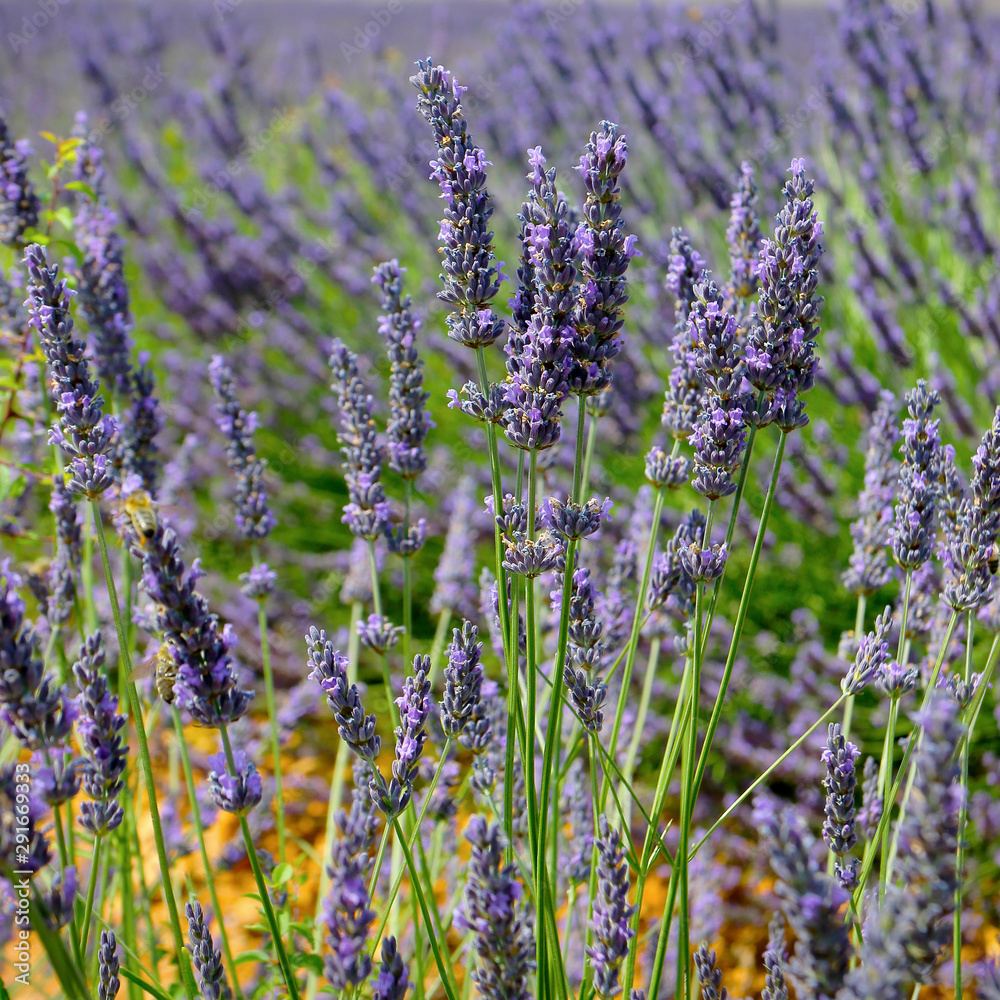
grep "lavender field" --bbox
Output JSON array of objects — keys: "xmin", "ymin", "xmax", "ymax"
[{"xmin": 1, "ymin": 0, "xmax": 1000, "ymax": 998}]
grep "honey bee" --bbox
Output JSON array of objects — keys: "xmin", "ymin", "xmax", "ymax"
[
  {"xmin": 122, "ymin": 488, "xmax": 159, "ymax": 545},
  {"xmin": 989, "ymin": 543, "xmax": 999, "ymax": 576},
  {"xmin": 129, "ymin": 643, "xmax": 178, "ymax": 705}
]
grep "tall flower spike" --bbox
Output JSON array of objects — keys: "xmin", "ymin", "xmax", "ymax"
[
  {"xmin": 329, "ymin": 339, "xmax": 390, "ymax": 541},
  {"xmin": 441, "ymin": 620, "xmax": 483, "ymax": 739},
  {"xmin": 745, "ymin": 159, "xmax": 824, "ymax": 431},
  {"xmin": 373, "ymin": 259, "xmax": 432, "ymax": 480},
  {"xmin": 209, "ymin": 355, "xmax": 275, "ymax": 540},
  {"xmin": 73, "ymin": 632, "xmax": 127, "ymax": 835},
  {"xmin": 97, "ymin": 929, "xmax": 121, "ymax": 1000},
  {"xmin": 761, "ymin": 916, "xmax": 789, "ymax": 1000},
  {"xmin": 456, "ymin": 817, "xmax": 534, "ymax": 1000},
  {"xmin": 843, "ymin": 391, "xmax": 899, "ymax": 595},
  {"xmin": 185, "ymin": 900, "xmax": 231, "ymax": 1000},
  {"xmin": 128, "ymin": 507, "xmax": 252, "ymax": 727},
  {"xmin": 504, "ymin": 145, "xmax": 579, "ymax": 449},
  {"xmin": 372, "ymin": 936, "xmax": 410, "ymax": 1000},
  {"xmin": 559, "ymin": 566, "xmax": 608, "ymax": 732},
  {"xmin": 842, "ymin": 605, "xmax": 892, "ymax": 694},
  {"xmin": 120, "ymin": 354, "xmax": 162, "ymax": 496},
  {"xmin": 891, "ymin": 380, "xmax": 942, "ymax": 571},
  {"xmin": 25, "ymin": 243, "xmax": 116, "ymax": 498},
  {"xmin": 820, "ymin": 723, "xmax": 860, "ymax": 888},
  {"xmin": 725, "ymin": 161, "xmax": 762, "ymax": 320},
  {"xmin": 694, "ymin": 943, "xmax": 729, "ymax": 1000},
  {"xmin": 411, "ymin": 59, "xmax": 505, "ymax": 348},
  {"xmin": 587, "ymin": 815, "xmax": 636, "ymax": 999},
  {"xmin": 0, "ymin": 116, "xmax": 39, "ymax": 245},
  {"xmin": 306, "ymin": 627, "xmax": 380, "ymax": 763},
  {"xmin": 945, "ymin": 404, "xmax": 1000, "ymax": 610},
  {"xmin": 571, "ymin": 121, "xmax": 636, "ymax": 397}
]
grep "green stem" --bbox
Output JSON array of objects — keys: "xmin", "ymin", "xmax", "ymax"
[
  {"xmin": 604, "ymin": 487, "xmax": 666, "ymax": 803},
  {"xmin": 579, "ymin": 402, "xmax": 599, "ymax": 498},
  {"xmin": 252, "ymin": 547, "xmax": 285, "ymax": 867},
  {"xmin": 690, "ymin": 432, "xmax": 787, "ymax": 804},
  {"xmin": 79, "ymin": 833, "xmax": 103, "ymax": 961},
  {"xmin": 90, "ymin": 500, "xmax": 196, "ymax": 1000},
  {"xmin": 402, "ymin": 480, "xmax": 413, "ymax": 668},
  {"xmin": 220, "ymin": 726, "xmax": 301, "ymax": 1000},
  {"xmin": 173, "ymin": 707, "xmax": 243, "ymax": 999},
  {"xmin": 954, "ymin": 609, "xmax": 974, "ymax": 997}
]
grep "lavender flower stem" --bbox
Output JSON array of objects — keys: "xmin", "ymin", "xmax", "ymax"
[
  {"xmin": 80, "ymin": 832, "xmax": 103, "ymax": 961},
  {"xmin": 693, "ymin": 691, "xmax": 849, "ymax": 855},
  {"xmin": 402, "ymin": 482, "xmax": 413, "ymax": 669},
  {"xmin": 305, "ymin": 601, "xmax": 362, "ymax": 1000},
  {"xmin": 391, "ymin": 816, "xmax": 460, "ymax": 1000},
  {"xmin": 171, "ymin": 706, "xmax": 243, "ymax": 999},
  {"xmin": 955, "ymin": 608, "xmax": 975, "ymax": 997},
  {"xmin": 252, "ymin": 546, "xmax": 285, "ymax": 865},
  {"xmin": 573, "ymin": 398, "xmax": 587, "ymax": 502},
  {"xmin": 854, "ymin": 610, "xmax": 958, "ymax": 902},
  {"xmin": 691, "ymin": 432, "xmax": 788, "ymax": 800},
  {"xmin": 877, "ymin": 695, "xmax": 901, "ymax": 898},
  {"xmin": 426, "ymin": 607, "xmax": 452, "ymax": 686},
  {"xmin": 367, "ymin": 541, "xmax": 400, "ymax": 732},
  {"xmin": 580, "ymin": 409, "xmax": 599, "ymax": 500},
  {"xmin": 90, "ymin": 500, "xmax": 197, "ymax": 1000},
  {"xmin": 605, "ymin": 485, "xmax": 666, "ymax": 790},
  {"xmin": 369, "ymin": 738, "xmax": 454, "ymax": 949},
  {"xmin": 219, "ymin": 725, "xmax": 301, "ymax": 1000}
]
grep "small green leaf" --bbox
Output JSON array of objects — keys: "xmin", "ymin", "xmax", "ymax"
[
  {"xmin": 234, "ymin": 949, "xmax": 273, "ymax": 966},
  {"xmin": 271, "ymin": 862, "xmax": 294, "ymax": 885},
  {"xmin": 292, "ymin": 953, "xmax": 325, "ymax": 975},
  {"xmin": 64, "ymin": 180, "xmax": 97, "ymax": 200}
]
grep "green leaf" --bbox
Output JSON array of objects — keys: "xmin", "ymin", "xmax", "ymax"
[
  {"xmin": 271, "ymin": 862, "xmax": 294, "ymax": 885},
  {"xmin": 292, "ymin": 953, "xmax": 325, "ymax": 975},
  {"xmin": 19, "ymin": 227, "xmax": 50, "ymax": 245},
  {"xmin": 64, "ymin": 180, "xmax": 97, "ymax": 200},
  {"xmin": 234, "ymin": 949, "xmax": 273, "ymax": 966},
  {"xmin": 52, "ymin": 206, "xmax": 74, "ymax": 231},
  {"xmin": 119, "ymin": 967, "xmax": 175, "ymax": 1000}
]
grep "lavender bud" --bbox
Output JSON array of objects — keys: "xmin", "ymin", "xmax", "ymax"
[
  {"xmin": 644, "ymin": 446, "xmax": 691, "ymax": 489},
  {"xmin": 98, "ymin": 929, "xmax": 121, "ymax": 1000},
  {"xmin": 843, "ymin": 605, "xmax": 892, "ymax": 694},
  {"xmin": 239, "ymin": 563, "xmax": 276, "ymax": 601},
  {"xmin": 821, "ymin": 723, "xmax": 859, "ymax": 858},
  {"xmin": 725, "ymin": 161, "xmax": 762, "ymax": 318},
  {"xmin": 372, "ymin": 936, "xmax": 410, "ymax": 1000},
  {"xmin": 542, "ymin": 496, "xmax": 612, "ymax": 541},
  {"xmin": 0, "ymin": 119, "xmax": 39, "ymax": 244},
  {"xmin": 761, "ymin": 916, "xmax": 788, "ymax": 1000},
  {"xmin": 441, "ymin": 621, "xmax": 483, "ymax": 739},
  {"xmin": 587, "ymin": 816, "xmax": 636, "ymax": 999},
  {"xmin": 207, "ymin": 750, "xmax": 262, "ymax": 817},
  {"xmin": 694, "ymin": 943, "xmax": 728, "ymax": 1000},
  {"xmin": 357, "ymin": 614, "xmax": 404, "ymax": 654},
  {"xmin": 185, "ymin": 900, "xmax": 231, "ymax": 1000}
]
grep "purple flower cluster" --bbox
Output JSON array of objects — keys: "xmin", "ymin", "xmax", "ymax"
[
  {"xmin": 725, "ymin": 161, "xmax": 762, "ymax": 319},
  {"xmin": 209, "ymin": 354, "xmax": 275, "ymax": 540},
  {"xmin": 0, "ymin": 116, "xmax": 39, "ymax": 245},
  {"xmin": 559, "ymin": 566, "xmax": 608, "ymax": 732},
  {"xmin": 329, "ymin": 339, "xmax": 390, "ymax": 541},
  {"xmin": 207, "ymin": 749, "xmax": 262, "ymax": 817},
  {"xmin": 456, "ymin": 816, "xmax": 533, "ymax": 1000},
  {"xmin": 441, "ymin": 620, "xmax": 484, "ymax": 739},
  {"xmin": 745, "ymin": 160, "xmax": 824, "ymax": 431},
  {"xmin": 25, "ymin": 243, "xmax": 117, "ymax": 498},
  {"xmin": 185, "ymin": 900, "xmax": 231, "ymax": 1000},
  {"xmin": 410, "ymin": 60, "xmax": 505, "ymax": 349},
  {"xmin": 73, "ymin": 632, "xmax": 127, "ymax": 835},
  {"xmin": 587, "ymin": 816, "xmax": 636, "ymax": 999},
  {"xmin": 843, "ymin": 391, "xmax": 899, "ymax": 595},
  {"xmin": 128, "ymin": 503, "xmax": 252, "ymax": 727},
  {"xmin": 820, "ymin": 723, "xmax": 860, "ymax": 888},
  {"xmin": 376, "ymin": 658, "xmax": 432, "ymax": 816},
  {"xmin": 373, "ymin": 259, "xmax": 431, "ymax": 481}
]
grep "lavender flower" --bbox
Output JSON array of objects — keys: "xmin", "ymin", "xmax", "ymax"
[
  {"xmin": 725, "ymin": 161, "xmax": 762, "ymax": 318},
  {"xmin": 820, "ymin": 723, "xmax": 860, "ymax": 888},
  {"xmin": 74, "ymin": 196, "xmax": 133, "ymax": 392},
  {"xmin": 0, "ymin": 118, "xmax": 39, "ymax": 245},
  {"xmin": 665, "ymin": 227, "xmax": 705, "ymax": 336},
  {"xmin": 456, "ymin": 817, "xmax": 533, "ymax": 1000},
  {"xmin": 373, "ymin": 259, "xmax": 431, "ymax": 480},
  {"xmin": 207, "ymin": 749, "xmax": 262, "ymax": 817},
  {"xmin": 844, "ymin": 391, "xmax": 900, "ymax": 595},
  {"xmin": 73, "ymin": 632, "xmax": 127, "ymax": 835},
  {"xmin": 542, "ymin": 496, "xmax": 612, "ymax": 541},
  {"xmin": 25, "ymin": 244, "xmax": 116, "ymax": 498},
  {"xmin": 357, "ymin": 614, "xmax": 404, "ymax": 654},
  {"xmin": 944, "ymin": 405, "xmax": 1000, "ymax": 610},
  {"xmin": 560, "ymin": 566, "xmax": 608, "ymax": 732},
  {"xmin": 323, "ymin": 786, "xmax": 377, "ymax": 991},
  {"xmin": 504, "ymin": 146, "xmax": 579, "ymax": 449},
  {"xmin": 329, "ymin": 339, "xmax": 390, "ymax": 541},
  {"xmin": 306, "ymin": 627, "xmax": 380, "ymax": 763},
  {"xmin": 411, "ymin": 60, "xmax": 505, "ymax": 349},
  {"xmin": 34, "ymin": 746, "xmax": 80, "ymax": 808},
  {"xmin": 761, "ymin": 916, "xmax": 789, "ymax": 1000},
  {"xmin": 209, "ymin": 355, "xmax": 275, "ymax": 540},
  {"xmin": 587, "ymin": 815, "xmax": 636, "ymax": 999},
  {"xmin": 120, "ymin": 356, "xmax": 162, "ymax": 496},
  {"xmin": 372, "ymin": 657, "xmax": 431, "ymax": 817},
  {"xmin": 843, "ymin": 605, "xmax": 893, "ymax": 694},
  {"xmin": 891, "ymin": 380, "xmax": 942, "ymax": 571},
  {"xmin": 441, "ymin": 620, "xmax": 483, "ymax": 739},
  {"xmin": 185, "ymin": 900, "xmax": 232, "ymax": 1000},
  {"xmin": 0, "ymin": 562, "xmax": 76, "ymax": 752},
  {"xmin": 571, "ymin": 122, "xmax": 636, "ymax": 397},
  {"xmin": 98, "ymin": 929, "xmax": 121, "ymax": 1000},
  {"xmin": 694, "ymin": 943, "xmax": 729, "ymax": 1000},
  {"xmin": 372, "ymin": 936, "xmax": 410, "ymax": 1000},
  {"xmin": 239, "ymin": 563, "xmax": 276, "ymax": 601},
  {"xmin": 644, "ymin": 446, "xmax": 691, "ymax": 489},
  {"xmin": 745, "ymin": 160, "xmax": 824, "ymax": 431},
  {"xmin": 754, "ymin": 798, "xmax": 852, "ymax": 998}
]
